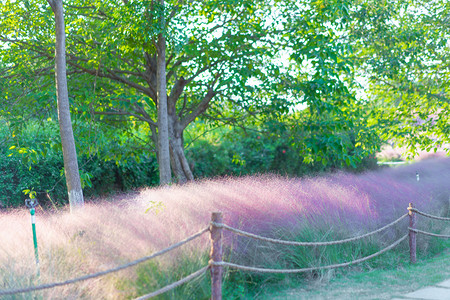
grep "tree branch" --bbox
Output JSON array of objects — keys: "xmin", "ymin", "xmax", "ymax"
[
  {"xmin": 167, "ymin": 56, "xmax": 186, "ymax": 81},
  {"xmin": 180, "ymin": 88, "xmax": 217, "ymax": 130},
  {"xmin": 65, "ymin": 59, "xmax": 156, "ymax": 98},
  {"xmin": 178, "ymin": 93, "xmax": 188, "ymax": 118},
  {"xmin": 94, "ymin": 110, "xmax": 157, "ymax": 126},
  {"xmin": 46, "ymin": 0, "xmax": 56, "ymax": 10},
  {"xmin": 167, "ymin": 76, "xmax": 187, "ymax": 113},
  {"xmin": 65, "ymin": 5, "xmax": 96, "ymax": 9},
  {"xmin": 186, "ymin": 58, "xmax": 224, "ymax": 83}
]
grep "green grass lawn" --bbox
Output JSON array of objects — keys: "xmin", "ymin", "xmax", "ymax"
[{"xmin": 263, "ymin": 248, "xmax": 450, "ymax": 299}]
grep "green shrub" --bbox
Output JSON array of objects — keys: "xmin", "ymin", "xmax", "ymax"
[
  {"xmin": 185, "ymin": 122, "xmax": 379, "ymax": 179},
  {"xmin": 0, "ymin": 150, "xmax": 66, "ymax": 207},
  {"xmin": 81, "ymin": 155, "xmax": 158, "ymax": 197},
  {"xmin": 0, "ymin": 150, "xmax": 158, "ymax": 208},
  {"xmin": 0, "ymin": 120, "xmax": 159, "ymax": 208}
]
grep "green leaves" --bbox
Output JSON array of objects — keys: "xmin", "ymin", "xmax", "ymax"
[
  {"xmin": 3, "ymin": 0, "xmax": 446, "ymax": 188},
  {"xmin": 23, "ymin": 189, "xmax": 37, "ymax": 199},
  {"xmin": 349, "ymin": 0, "xmax": 450, "ymax": 154}
]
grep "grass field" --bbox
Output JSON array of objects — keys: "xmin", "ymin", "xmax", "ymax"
[
  {"xmin": 266, "ymin": 248, "xmax": 450, "ymax": 299},
  {"xmin": 0, "ymin": 157, "xmax": 449, "ymax": 299}
]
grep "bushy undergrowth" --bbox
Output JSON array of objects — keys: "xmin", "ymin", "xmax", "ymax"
[
  {"xmin": 0, "ymin": 150, "xmax": 158, "ymax": 208},
  {"xmin": 0, "ymin": 120, "xmax": 159, "ymax": 208},
  {"xmin": 185, "ymin": 124, "xmax": 379, "ymax": 179},
  {"xmin": 0, "ymin": 158, "xmax": 449, "ymax": 299},
  {"xmin": 1, "ymin": 117, "xmax": 380, "ymax": 209}
]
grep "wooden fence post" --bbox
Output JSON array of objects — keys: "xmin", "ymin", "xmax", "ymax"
[
  {"xmin": 408, "ymin": 203, "xmax": 417, "ymax": 264},
  {"xmin": 210, "ymin": 212, "xmax": 223, "ymax": 300}
]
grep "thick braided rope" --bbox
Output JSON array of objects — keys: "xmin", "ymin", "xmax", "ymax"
[
  {"xmin": 409, "ymin": 228, "xmax": 450, "ymax": 239},
  {"xmin": 211, "ymin": 214, "xmax": 408, "ymax": 246},
  {"xmin": 409, "ymin": 208, "xmax": 450, "ymax": 221},
  {"xmin": 0, "ymin": 227, "xmax": 209, "ymax": 297},
  {"xmin": 210, "ymin": 234, "xmax": 408, "ymax": 273},
  {"xmin": 135, "ymin": 266, "xmax": 209, "ymax": 300}
]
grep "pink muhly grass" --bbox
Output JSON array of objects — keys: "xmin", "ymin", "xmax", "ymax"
[
  {"xmin": 135, "ymin": 157, "xmax": 449, "ymax": 248},
  {"xmin": 0, "ymin": 157, "xmax": 448, "ymax": 298}
]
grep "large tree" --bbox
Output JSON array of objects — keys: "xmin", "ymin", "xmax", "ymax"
[
  {"xmin": 47, "ymin": 0, "xmax": 84, "ymax": 210},
  {"xmin": 4, "ymin": 0, "xmax": 442, "ymax": 190},
  {"xmin": 1, "ymin": 0, "xmax": 282, "ymax": 183}
]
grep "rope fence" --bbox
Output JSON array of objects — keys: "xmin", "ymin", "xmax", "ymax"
[
  {"xmin": 211, "ymin": 213, "xmax": 408, "ymax": 247},
  {"xmin": 135, "ymin": 266, "xmax": 210, "ymax": 300},
  {"xmin": 409, "ymin": 228, "xmax": 450, "ymax": 239},
  {"xmin": 409, "ymin": 208, "xmax": 450, "ymax": 221},
  {"xmin": 0, "ymin": 226, "xmax": 209, "ymax": 297},
  {"xmin": 210, "ymin": 234, "xmax": 408, "ymax": 274},
  {"xmin": 0, "ymin": 203, "xmax": 448, "ymax": 299}
]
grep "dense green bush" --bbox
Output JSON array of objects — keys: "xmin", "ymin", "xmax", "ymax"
[
  {"xmin": 81, "ymin": 154, "xmax": 159, "ymax": 197},
  {"xmin": 185, "ymin": 134, "xmax": 315, "ymax": 178},
  {"xmin": 0, "ymin": 120, "xmax": 159, "ymax": 208},
  {"xmin": 185, "ymin": 122, "xmax": 379, "ymax": 179},
  {"xmin": 0, "ymin": 150, "xmax": 158, "ymax": 208},
  {"xmin": 0, "ymin": 111, "xmax": 379, "ymax": 208},
  {"xmin": 0, "ymin": 150, "xmax": 66, "ymax": 207}
]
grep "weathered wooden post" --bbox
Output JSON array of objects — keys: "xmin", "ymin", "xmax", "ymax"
[
  {"xmin": 210, "ymin": 212, "xmax": 223, "ymax": 300},
  {"xmin": 408, "ymin": 203, "xmax": 417, "ymax": 264}
]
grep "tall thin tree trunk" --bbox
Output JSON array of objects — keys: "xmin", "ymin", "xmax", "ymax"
[
  {"xmin": 47, "ymin": 0, "xmax": 84, "ymax": 211},
  {"xmin": 156, "ymin": 0, "xmax": 172, "ymax": 185}
]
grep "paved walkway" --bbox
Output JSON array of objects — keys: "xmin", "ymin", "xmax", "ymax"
[{"xmin": 392, "ymin": 279, "xmax": 450, "ymax": 300}]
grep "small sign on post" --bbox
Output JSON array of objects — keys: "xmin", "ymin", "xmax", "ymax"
[{"xmin": 25, "ymin": 198, "xmax": 40, "ymax": 275}]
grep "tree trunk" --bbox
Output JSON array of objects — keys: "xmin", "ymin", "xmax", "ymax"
[
  {"xmin": 47, "ymin": 0, "xmax": 84, "ymax": 211},
  {"xmin": 156, "ymin": 0, "xmax": 172, "ymax": 185},
  {"xmin": 168, "ymin": 114, "xmax": 194, "ymax": 184}
]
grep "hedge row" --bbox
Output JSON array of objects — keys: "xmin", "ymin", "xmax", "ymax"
[
  {"xmin": 0, "ymin": 151, "xmax": 158, "ymax": 208},
  {"xmin": 0, "ymin": 119, "xmax": 378, "ymax": 208}
]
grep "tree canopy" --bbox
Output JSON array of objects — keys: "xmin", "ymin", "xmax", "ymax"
[
  {"xmin": 0, "ymin": 0, "xmax": 448, "ymax": 197},
  {"xmin": 349, "ymin": 0, "xmax": 449, "ymax": 155}
]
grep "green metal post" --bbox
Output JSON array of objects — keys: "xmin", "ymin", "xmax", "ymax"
[{"xmin": 30, "ymin": 208, "xmax": 40, "ymax": 275}]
